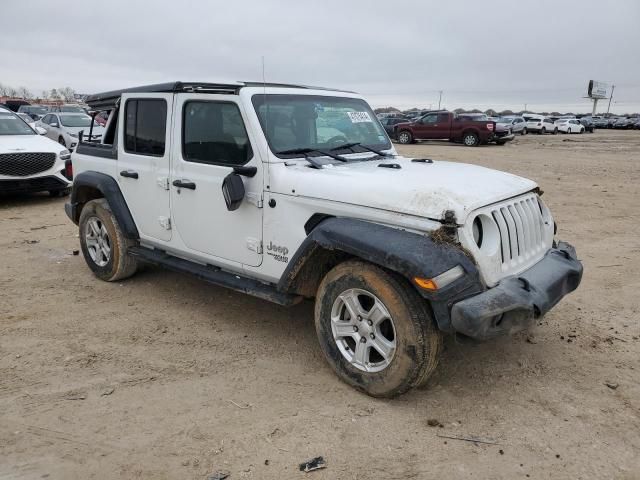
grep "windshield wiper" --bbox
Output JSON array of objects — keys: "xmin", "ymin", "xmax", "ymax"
[
  {"xmin": 329, "ymin": 142, "xmax": 393, "ymax": 157},
  {"xmin": 276, "ymin": 147, "xmax": 348, "ymax": 167}
]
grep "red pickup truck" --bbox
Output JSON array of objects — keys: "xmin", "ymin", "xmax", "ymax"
[{"xmin": 394, "ymin": 111, "xmax": 505, "ymax": 146}]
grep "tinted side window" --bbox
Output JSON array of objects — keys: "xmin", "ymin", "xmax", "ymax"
[
  {"xmin": 421, "ymin": 114, "xmax": 437, "ymax": 124},
  {"xmin": 124, "ymin": 99, "xmax": 167, "ymax": 156},
  {"xmin": 182, "ymin": 101, "xmax": 253, "ymax": 166}
]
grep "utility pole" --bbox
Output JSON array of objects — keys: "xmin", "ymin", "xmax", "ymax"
[
  {"xmin": 524, "ymin": 103, "xmax": 527, "ymax": 113},
  {"xmin": 438, "ymin": 91, "xmax": 443, "ymax": 110},
  {"xmin": 606, "ymin": 85, "xmax": 615, "ymax": 116}
]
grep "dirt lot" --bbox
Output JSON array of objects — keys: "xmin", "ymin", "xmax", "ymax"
[{"xmin": 1, "ymin": 130, "xmax": 639, "ymax": 479}]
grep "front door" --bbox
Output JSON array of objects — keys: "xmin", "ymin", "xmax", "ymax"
[
  {"xmin": 170, "ymin": 94, "xmax": 263, "ymax": 267},
  {"xmin": 117, "ymin": 93, "xmax": 173, "ymax": 242},
  {"xmin": 413, "ymin": 113, "xmax": 448, "ymax": 139}
]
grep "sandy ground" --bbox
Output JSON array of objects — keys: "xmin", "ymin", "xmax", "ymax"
[{"xmin": 1, "ymin": 130, "xmax": 639, "ymax": 480}]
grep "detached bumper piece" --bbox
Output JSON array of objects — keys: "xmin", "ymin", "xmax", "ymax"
[{"xmin": 450, "ymin": 242, "xmax": 583, "ymax": 340}]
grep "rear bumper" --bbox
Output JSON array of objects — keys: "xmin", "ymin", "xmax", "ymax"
[{"xmin": 450, "ymin": 242, "xmax": 583, "ymax": 340}]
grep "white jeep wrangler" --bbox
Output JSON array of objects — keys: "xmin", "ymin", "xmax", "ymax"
[{"xmin": 65, "ymin": 81, "xmax": 582, "ymax": 397}]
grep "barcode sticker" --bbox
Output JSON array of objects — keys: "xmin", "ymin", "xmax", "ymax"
[{"xmin": 346, "ymin": 111, "xmax": 372, "ymax": 123}]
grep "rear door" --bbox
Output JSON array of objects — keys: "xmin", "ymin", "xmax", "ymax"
[
  {"xmin": 117, "ymin": 94, "xmax": 173, "ymax": 242},
  {"xmin": 170, "ymin": 94, "xmax": 263, "ymax": 267}
]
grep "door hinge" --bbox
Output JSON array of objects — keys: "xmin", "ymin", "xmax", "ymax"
[
  {"xmin": 246, "ymin": 237, "xmax": 263, "ymax": 254},
  {"xmin": 246, "ymin": 192, "xmax": 263, "ymax": 208},
  {"xmin": 157, "ymin": 177, "xmax": 170, "ymax": 190},
  {"xmin": 158, "ymin": 216, "xmax": 171, "ymax": 230}
]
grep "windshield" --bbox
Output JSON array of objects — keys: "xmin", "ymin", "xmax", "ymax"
[
  {"xmin": 60, "ymin": 105, "xmax": 85, "ymax": 113},
  {"xmin": 0, "ymin": 112, "xmax": 35, "ymax": 135},
  {"xmin": 27, "ymin": 106, "xmax": 48, "ymax": 115},
  {"xmin": 17, "ymin": 113, "xmax": 33, "ymax": 123},
  {"xmin": 252, "ymin": 94, "xmax": 390, "ymax": 157},
  {"xmin": 59, "ymin": 114, "xmax": 98, "ymax": 128}
]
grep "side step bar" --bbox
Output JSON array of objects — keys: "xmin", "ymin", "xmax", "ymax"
[{"xmin": 128, "ymin": 246, "xmax": 302, "ymax": 306}]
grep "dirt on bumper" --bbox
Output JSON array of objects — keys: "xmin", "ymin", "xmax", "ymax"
[{"xmin": 450, "ymin": 242, "xmax": 583, "ymax": 340}]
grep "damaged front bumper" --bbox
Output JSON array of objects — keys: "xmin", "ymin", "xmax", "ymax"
[{"xmin": 450, "ymin": 242, "xmax": 583, "ymax": 340}]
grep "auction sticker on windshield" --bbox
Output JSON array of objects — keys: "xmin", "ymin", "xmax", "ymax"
[{"xmin": 347, "ymin": 111, "xmax": 373, "ymax": 123}]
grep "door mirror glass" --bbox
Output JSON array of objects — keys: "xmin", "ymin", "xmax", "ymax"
[
  {"xmin": 222, "ymin": 173, "xmax": 245, "ymax": 211},
  {"xmin": 35, "ymin": 126, "xmax": 47, "ymax": 135}
]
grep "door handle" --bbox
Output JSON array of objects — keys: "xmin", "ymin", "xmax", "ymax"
[
  {"xmin": 172, "ymin": 179, "xmax": 196, "ymax": 190},
  {"xmin": 120, "ymin": 170, "xmax": 139, "ymax": 179}
]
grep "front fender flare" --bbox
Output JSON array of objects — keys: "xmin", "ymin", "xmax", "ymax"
[{"xmin": 278, "ymin": 217, "xmax": 483, "ymax": 332}]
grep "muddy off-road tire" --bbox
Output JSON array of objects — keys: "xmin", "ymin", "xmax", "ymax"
[
  {"xmin": 315, "ymin": 260, "xmax": 442, "ymax": 398},
  {"xmin": 79, "ymin": 199, "xmax": 138, "ymax": 282}
]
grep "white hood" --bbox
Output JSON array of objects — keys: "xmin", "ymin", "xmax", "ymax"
[
  {"xmin": 270, "ymin": 155, "xmax": 537, "ymax": 223},
  {"xmin": 0, "ymin": 134, "xmax": 64, "ymax": 155}
]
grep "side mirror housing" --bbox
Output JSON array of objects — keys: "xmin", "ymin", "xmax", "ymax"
[
  {"xmin": 222, "ymin": 173, "xmax": 245, "ymax": 211},
  {"xmin": 36, "ymin": 126, "xmax": 47, "ymax": 135},
  {"xmin": 50, "ymin": 122, "xmax": 59, "ymax": 128}
]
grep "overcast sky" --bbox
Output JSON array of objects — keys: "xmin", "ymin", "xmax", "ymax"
[{"xmin": 2, "ymin": 0, "xmax": 639, "ymax": 113}]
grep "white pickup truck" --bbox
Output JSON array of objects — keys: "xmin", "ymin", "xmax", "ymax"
[{"xmin": 65, "ymin": 81, "xmax": 582, "ymax": 397}]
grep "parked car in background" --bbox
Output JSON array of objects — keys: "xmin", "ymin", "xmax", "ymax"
[
  {"xmin": 633, "ymin": 118, "xmax": 640, "ymax": 130},
  {"xmin": 487, "ymin": 117, "xmax": 516, "ymax": 145},
  {"xmin": 498, "ymin": 116, "xmax": 528, "ymax": 135},
  {"xmin": 17, "ymin": 105, "xmax": 49, "ymax": 120},
  {"xmin": 605, "ymin": 117, "xmax": 619, "ymax": 128},
  {"xmin": 593, "ymin": 117, "xmax": 608, "ymax": 128},
  {"xmin": 48, "ymin": 104, "xmax": 86, "ymax": 114},
  {"xmin": 1, "ymin": 99, "xmax": 30, "ymax": 112},
  {"xmin": 0, "ymin": 109, "xmax": 73, "ymax": 196},
  {"xmin": 16, "ymin": 113, "xmax": 38, "ymax": 129},
  {"xmin": 93, "ymin": 110, "xmax": 109, "ymax": 126},
  {"xmin": 578, "ymin": 117, "xmax": 595, "ymax": 133},
  {"xmin": 37, "ymin": 113, "xmax": 105, "ymax": 150},
  {"xmin": 556, "ymin": 119, "xmax": 585, "ymax": 134},
  {"xmin": 524, "ymin": 115, "xmax": 558, "ymax": 134},
  {"xmin": 613, "ymin": 117, "xmax": 635, "ymax": 129},
  {"xmin": 395, "ymin": 110, "xmax": 498, "ymax": 146},
  {"xmin": 380, "ymin": 116, "xmax": 410, "ymax": 136}
]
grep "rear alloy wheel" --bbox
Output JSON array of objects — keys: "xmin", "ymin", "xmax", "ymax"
[
  {"xmin": 315, "ymin": 260, "xmax": 442, "ymax": 397},
  {"xmin": 462, "ymin": 132, "xmax": 479, "ymax": 146},
  {"xmin": 79, "ymin": 199, "xmax": 138, "ymax": 282},
  {"xmin": 397, "ymin": 130, "xmax": 413, "ymax": 144}
]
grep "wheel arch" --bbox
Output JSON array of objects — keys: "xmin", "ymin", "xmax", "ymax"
[
  {"xmin": 66, "ymin": 171, "xmax": 139, "ymax": 239},
  {"xmin": 278, "ymin": 216, "xmax": 483, "ymax": 332}
]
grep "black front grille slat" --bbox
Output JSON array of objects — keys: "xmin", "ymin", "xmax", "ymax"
[{"xmin": 0, "ymin": 152, "xmax": 56, "ymax": 176}]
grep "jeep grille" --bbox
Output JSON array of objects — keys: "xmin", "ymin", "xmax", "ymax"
[
  {"xmin": 490, "ymin": 194, "xmax": 547, "ymax": 268},
  {"xmin": 0, "ymin": 152, "xmax": 56, "ymax": 177}
]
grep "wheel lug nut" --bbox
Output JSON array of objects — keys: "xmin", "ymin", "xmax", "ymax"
[
  {"xmin": 360, "ymin": 337, "xmax": 367, "ymax": 343},
  {"xmin": 370, "ymin": 333, "xmax": 375, "ymax": 340},
  {"xmin": 353, "ymin": 326, "xmax": 358, "ymax": 332},
  {"xmin": 367, "ymin": 319, "xmax": 373, "ymax": 326}
]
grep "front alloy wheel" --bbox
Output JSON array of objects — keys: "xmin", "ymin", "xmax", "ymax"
[
  {"xmin": 315, "ymin": 260, "xmax": 442, "ymax": 397},
  {"xmin": 397, "ymin": 130, "xmax": 413, "ymax": 144},
  {"xmin": 330, "ymin": 288, "xmax": 396, "ymax": 373},
  {"xmin": 85, "ymin": 216, "xmax": 111, "ymax": 267}
]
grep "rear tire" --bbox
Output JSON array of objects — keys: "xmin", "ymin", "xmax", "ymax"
[
  {"xmin": 462, "ymin": 132, "xmax": 479, "ymax": 146},
  {"xmin": 540, "ymin": 128, "xmax": 546, "ymax": 135},
  {"xmin": 315, "ymin": 260, "xmax": 442, "ymax": 397},
  {"xmin": 79, "ymin": 199, "xmax": 138, "ymax": 282},
  {"xmin": 521, "ymin": 128, "xmax": 527, "ymax": 135},
  {"xmin": 397, "ymin": 130, "xmax": 413, "ymax": 144},
  {"xmin": 553, "ymin": 128, "xmax": 558, "ymax": 135}
]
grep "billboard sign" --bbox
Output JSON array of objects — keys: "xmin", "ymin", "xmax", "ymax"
[{"xmin": 588, "ymin": 80, "xmax": 609, "ymax": 99}]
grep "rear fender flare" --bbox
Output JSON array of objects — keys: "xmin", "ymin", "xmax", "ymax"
[{"xmin": 67, "ymin": 171, "xmax": 139, "ymax": 239}]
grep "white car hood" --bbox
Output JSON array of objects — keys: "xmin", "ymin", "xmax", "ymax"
[
  {"xmin": 0, "ymin": 134, "xmax": 64, "ymax": 154},
  {"xmin": 271, "ymin": 155, "xmax": 537, "ymax": 223}
]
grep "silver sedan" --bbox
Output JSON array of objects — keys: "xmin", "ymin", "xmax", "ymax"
[
  {"xmin": 37, "ymin": 113, "xmax": 105, "ymax": 150},
  {"xmin": 498, "ymin": 116, "xmax": 528, "ymax": 135}
]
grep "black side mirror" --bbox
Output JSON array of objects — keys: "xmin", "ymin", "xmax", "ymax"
[{"xmin": 222, "ymin": 173, "xmax": 245, "ymax": 211}]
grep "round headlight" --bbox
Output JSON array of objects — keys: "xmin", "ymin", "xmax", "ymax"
[{"xmin": 472, "ymin": 216, "xmax": 483, "ymax": 247}]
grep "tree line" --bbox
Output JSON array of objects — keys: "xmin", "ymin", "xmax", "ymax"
[{"xmin": 0, "ymin": 83, "xmax": 78, "ymax": 102}]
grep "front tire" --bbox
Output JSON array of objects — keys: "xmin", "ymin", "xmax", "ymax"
[
  {"xmin": 79, "ymin": 199, "xmax": 138, "ymax": 282},
  {"xmin": 314, "ymin": 260, "xmax": 442, "ymax": 398},
  {"xmin": 521, "ymin": 128, "xmax": 527, "ymax": 135},
  {"xmin": 397, "ymin": 130, "xmax": 413, "ymax": 144}
]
